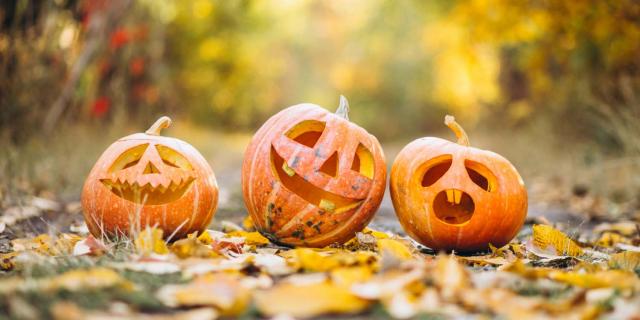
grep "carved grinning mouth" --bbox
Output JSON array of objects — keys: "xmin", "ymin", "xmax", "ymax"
[
  {"xmin": 100, "ymin": 177, "xmax": 195, "ymax": 205},
  {"xmin": 270, "ymin": 146, "xmax": 362, "ymax": 213}
]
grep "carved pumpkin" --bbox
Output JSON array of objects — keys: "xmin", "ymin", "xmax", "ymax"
[
  {"xmin": 82, "ymin": 116, "xmax": 218, "ymax": 239},
  {"xmin": 390, "ymin": 115, "xmax": 527, "ymax": 253},
  {"xmin": 242, "ymin": 96, "xmax": 386, "ymax": 247}
]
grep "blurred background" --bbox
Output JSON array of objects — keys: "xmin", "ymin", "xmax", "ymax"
[{"xmin": 1, "ymin": 0, "xmax": 640, "ymax": 229}]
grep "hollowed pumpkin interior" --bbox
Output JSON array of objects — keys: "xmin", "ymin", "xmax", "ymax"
[
  {"xmin": 270, "ymin": 146, "xmax": 361, "ymax": 213},
  {"xmin": 465, "ymin": 160, "xmax": 496, "ymax": 192},
  {"xmin": 433, "ymin": 189, "xmax": 475, "ymax": 224}
]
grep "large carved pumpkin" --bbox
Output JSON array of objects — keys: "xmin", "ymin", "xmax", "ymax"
[
  {"xmin": 242, "ymin": 97, "xmax": 386, "ymax": 247},
  {"xmin": 82, "ymin": 116, "xmax": 218, "ymax": 239},
  {"xmin": 390, "ymin": 115, "xmax": 527, "ymax": 253}
]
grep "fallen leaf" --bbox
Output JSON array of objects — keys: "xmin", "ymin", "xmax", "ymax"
[
  {"xmin": 46, "ymin": 268, "xmax": 132, "ymax": 291},
  {"xmin": 1, "ymin": 252, "xmax": 17, "ymax": 270},
  {"xmin": 330, "ymin": 266, "xmax": 373, "ymax": 288},
  {"xmin": 532, "ymin": 224, "xmax": 583, "ymax": 257},
  {"xmin": 377, "ymin": 238, "xmax": 413, "ymax": 261},
  {"xmin": 0, "ymin": 222, "xmax": 5, "ymax": 234},
  {"xmin": 225, "ymin": 231, "xmax": 270, "ymax": 246},
  {"xmin": 72, "ymin": 235, "xmax": 107, "ymax": 256},
  {"xmin": 433, "ymin": 254, "xmax": 469, "ymax": 300},
  {"xmin": 608, "ymin": 251, "xmax": 640, "ymax": 272},
  {"xmin": 549, "ymin": 270, "xmax": 640, "ymax": 290},
  {"xmin": 254, "ymin": 282, "xmax": 370, "ymax": 318},
  {"xmin": 171, "ymin": 233, "xmax": 217, "ymax": 259},
  {"xmin": 157, "ymin": 273, "xmax": 249, "ymax": 316},
  {"xmin": 281, "ymin": 248, "xmax": 377, "ymax": 272},
  {"xmin": 135, "ymin": 227, "xmax": 169, "ymax": 256}
]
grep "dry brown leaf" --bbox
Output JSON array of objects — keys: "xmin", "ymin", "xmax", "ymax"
[
  {"xmin": 135, "ymin": 227, "xmax": 169, "ymax": 256},
  {"xmin": 254, "ymin": 282, "xmax": 370, "ymax": 318},
  {"xmin": 532, "ymin": 224, "xmax": 583, "ymax": 257}
]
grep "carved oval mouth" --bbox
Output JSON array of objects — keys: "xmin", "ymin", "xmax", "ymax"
[
  {"xmin": 433, "ymin": 189, "xmax": 474, "ymax": 225},
  {"xmin": 270, "ymin": 146, "xmax": 362, "ymax": 213},
  {"xmin": 100, "ymin": 177, "xmax": 195, "ymax": 205}
]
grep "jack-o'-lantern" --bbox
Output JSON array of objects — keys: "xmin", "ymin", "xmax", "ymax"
[
  {"xmin": 390, "ymin": 115, "xmax": 527, "ymax": 253},
  {"xmin": 82, "ymin": 116, "xmax": 218, "ymax": 239},
  {"xmin": 242, "ymin": 96, "xmax": 386, "ymax": 247}
]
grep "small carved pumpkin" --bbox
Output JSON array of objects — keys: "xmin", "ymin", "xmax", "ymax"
[
  {"xmin": 242, "ymin": 96, "xmax": 386, "ymax": 247},
  {"xmin": 390, "ymin": 115, "xmax": 527, "ymax": 252},
  {"xmin": 82, "ymin": 116, "xmax": 218, "ymax": 239}
]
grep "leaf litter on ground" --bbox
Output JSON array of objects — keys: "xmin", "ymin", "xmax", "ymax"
[{"xmin": 0, "ymin": 218, "xmax": 639, "ymax": 319}]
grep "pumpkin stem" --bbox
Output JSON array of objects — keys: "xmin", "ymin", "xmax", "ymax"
[
  {"xmin": 335, "ymin": 95, "xmax": 350, "ymax": 120},
  {"xmin": 444, "ymin": 115, "xmax": 470, "ymax": 146},
  {"xmin": 145, "ymin": 116, "xmax": 172, "ymax": 136}
]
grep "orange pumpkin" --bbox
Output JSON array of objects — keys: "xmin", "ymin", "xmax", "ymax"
[
  {"xmin": 81, "ymin": 116, "xmax": 218, "ymax": 239},
  {"xmin": 390, "ymin": 115, "xmax": 527, "ymax": 252},
  {"xmin": 242, "ymin": 96, "xmax": 386, "ymax": 247}
]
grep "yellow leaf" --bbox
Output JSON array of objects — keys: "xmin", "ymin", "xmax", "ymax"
[
  {"xmin": 532, "ymin": 224, "xmax": 583, "ymax": 257},
  {"xmin": 500, "ymin": 259, "xmax": 552, "ymax": 279},
  {"xmin": 596, "ymin": 232, "xmax": 632, "ymax": 248},
  {"xmin": 242, "ymin": 216, "xmax": 255, "ymax": 231},
  {"xmin": 281, "ymin": 248, "xmax": 377, "ymax": 272},
  {"xmin": 434, "ymin": 254, "xmax": 469, "ymax": 299},
  {"xmin": 0, "ymin": 252, "xmax": 17, "ymax": 271},
  {"xmin": 135, "ymin": 227, "xmax": 169, "ymax": 256},
  {"xmin": 197, "ymin": 230, "xmax": 214, "ymax": 245},
  {"xmin": 226, "ymin": 230, "xmax": 270, "ymax": 246},
  {"xmin": 330, "ymin": 266, "xmax": 373, "ymax": 288},
  {"xmin": 171, "ymin": 234, "xmax": 217, "ymax": 259},
  {"xmin": 363, "ymin": 228, "xmax": 390, "ymax": 239},
  {"xmin": 609, "ymin": 251, "xmax": 640, "ymax": 272},
  {"xmin": 254, "ymin": 282, "xmax": 370, "ymax": 318},
  {"xmin": 549, "ymin": 270, "xmax": 640, "ymax": 290},
  {"xmin": 46, "ymin": 268, "xmax": 131, "ymax": 292},
  {"xmin": 157, "ymin": 273, "xmax": 249, "ymax": 316},
  {"xmin": 377, "ymin": 239, "xmax": 413, "ymax": 260}
]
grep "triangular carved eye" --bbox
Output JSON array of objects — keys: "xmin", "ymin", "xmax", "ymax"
[
  {"xmin": 421, "ymin": 155, "xmax": 452, "ymax": 187},
  {"xmin": 108, "ymin": 144, "xmax": 149, "ymax": 173},
  {"xmin": 156, "ymin": 145, "xmax": 193, "ymax": 170},
  {"xmin": 465, "ymin": 160, "xmax": 496, "ymax": 192},
  {"xmin": 285, "ymin": 120, "xmax": 326, "ymax": 148},
  {"xmin": 351, "ymin": 143, "xmax": 374, "ymax": 179}
]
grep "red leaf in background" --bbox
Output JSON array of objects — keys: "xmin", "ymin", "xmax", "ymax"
[
  {"xmin": 110, "ymin": 28, "xmax": 130, "ymax": 50},
  {"xmin": 91, "ymin": 97, "xmax": 110, "ymax": 118},
  {"xmin": 130, "ymin": 57, "xmax": 145, "ymax": 76}
]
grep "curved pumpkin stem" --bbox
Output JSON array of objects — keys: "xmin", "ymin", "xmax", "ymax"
[
  {"xmin": 335, "ymin": 95, "xmax": 350, "ymax": 121},
  {"xmin": 146, "ymin": 116, "xmax": 172, "ymax": 136},
  {"xmin": 444, "ymin": 115, "xmax": 470, "ymax": 147}
]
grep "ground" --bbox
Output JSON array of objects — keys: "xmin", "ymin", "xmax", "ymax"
[{"xmin": 1, "ymin": 125, "xmax": 639, "ymax": 319}]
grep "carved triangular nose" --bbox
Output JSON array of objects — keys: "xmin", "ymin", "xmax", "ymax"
[
  {"xmin": 319, "ymin": 151, "xmax": 339, "ymax": 177},
  {"xmin": 143, "ymin": 162, "xmax": 161, "ymax": 174}
]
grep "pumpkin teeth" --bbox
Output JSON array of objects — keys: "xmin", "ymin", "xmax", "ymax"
[
  {"xmin": 453, "ymin": 189, "xmax": 462, "ymax": 204},
  {"xmin": 446, "ymin": 189, "xmax": 455, "ymax": 203}
]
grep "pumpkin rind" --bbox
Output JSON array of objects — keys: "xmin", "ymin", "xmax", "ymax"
[
  {"xmin": 81, "ymin": 117, "xmax": 218, "ymax": 240},
  {"xmin": 390, "ymin": 116, "xmax": 527, "ymax": 253},
  {"xmin": 242, "ymin": 101, "xmax": 386, "ymax": 247}
]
